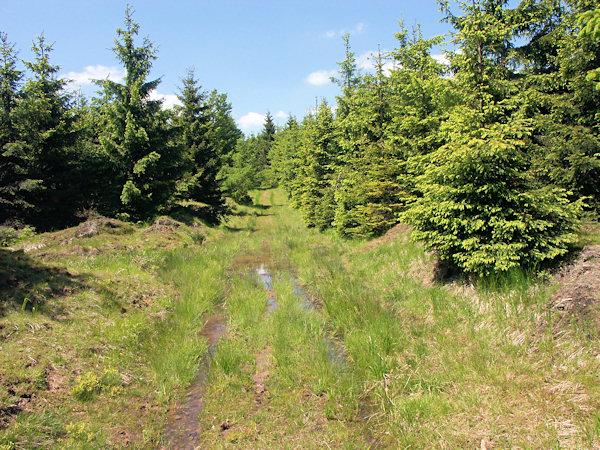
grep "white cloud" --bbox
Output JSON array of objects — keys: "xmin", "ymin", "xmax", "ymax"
[
  {"xmin": 357, "ymin": 50, "xmax": 395, "ymax": 75},
  {"xmin": 62, "ymin": 65, "xmax": 124, "ymax": 87},
  {"xmin": 322, "ymin": 22, "xmax": 366, "ymax": 39},
  {"xmin": 306, "ymin": 69, "xmax": 337, "ymax": 86},
  {"xmin": 149, "ymin": 90, "xmax": 182, "ymax": 109},
  {"xmin": 274, "ymin": 110, "xmax": 288, "ymax": 120},
  {"xmin": 432, "ymin": 53, "xmax": 450, "ymax": 66},
  {"xmin": 237, "ymin": 112, "xmax": 265, "ymax": 132}
]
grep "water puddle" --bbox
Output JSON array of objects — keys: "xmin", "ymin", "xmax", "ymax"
[
  {"xmin": 292, "ymin": 279, "xmax": 315, "ymax": 311},
  {"xmin": 256, "ymin": 267, "xmax": 345, "ymax": 369},
  {"xmin": 164, "ymin": 312, "xmax": 226, "ymax": 449},
  {"xmin": 256, "ymin": 264, "xmax": 278, "ymax": 313}
]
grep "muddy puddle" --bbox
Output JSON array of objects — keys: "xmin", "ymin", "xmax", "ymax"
[
  {"xmin": 291, "ymin": 277, "xmax": 346, "ymax": 367},
  {"xmin": 164, "ymin": 312, "xmax": 226, "ymax": 449},
  {"xmin": 256, "ymin": 264, "xmax": 278, "ymax": 313},
  {"xmin": 256, "ymin": 266, "xmax": 345, "ymax": 368},
  {"xmin": 292, "ymin": 279, "xmax": 315, "ymax": 311}
]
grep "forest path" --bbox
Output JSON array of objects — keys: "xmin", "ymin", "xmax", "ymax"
[
  {"xmin": 162, "ymin": 189, "xmax": 600, "ymax": 449},
  {"xmin": 164, "ymin": 189, "xmax": 370, "ymax": 448}
]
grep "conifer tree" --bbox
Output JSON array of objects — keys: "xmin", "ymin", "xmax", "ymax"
[
  {"xmin": 262, "ymin": 111, "xmax": 276, "ymax": 143},
  {"xmin": 97, "ymin": 6, "xmax": 180, "ymax": 221},
  {"xmin": 387, "ymin": 24, "xmax": 451, "ymax": 195},
  {"xmin": 295, "ymin": 100, "xmax": 338, "ymax": 229},
  {"xmin": 205, "ymin": 90, "xmax": 241, "ymax": 165},
  {"xmin": 515, "ymin": 0, "xmax": 600, "ymax": 211},
  {"xmin": 0, "ymin": 32, "xmax": 26, "ymax": 223},
  {"xmin": 10, "ymin": 35, "xmax": 79, "ymax": 229},
  {"xmin": 404, "ymin": 0, "xmax": 581, "ymax": 276},
  {"xmin": 579, "ymin": 7, "xmax": 600, "ymax": 89},
  {"xmin": 174, "ymin": 69, "xmax": 225, "ymax": 220},
  {"xmin": 269, "ymin": 115, "xmax": 302, "ymax": 195},
  {"xmin": 222, "ymin": 135, "xmax": 262, "ymax": 203},
  {"xmin": 256, "ymin": 111, "xmax": 276, "ymax": 186}
]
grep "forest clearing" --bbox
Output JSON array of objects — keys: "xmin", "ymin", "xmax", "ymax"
[
  {"xmin": 1, "ymin": 189, "xmax": 599, "ymax": 448},
  {"xmin": 2, "ymin": 1, "xmax": 600, "ymax": 448}
]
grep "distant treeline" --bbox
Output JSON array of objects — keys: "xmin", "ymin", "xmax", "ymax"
[
  {"xmin": 0, "ymin": 6, "xmax": 241, "ymax": 230},
  {"xmin": 263, "ymin": 0, "xmax": 600, "ymax": 276}
]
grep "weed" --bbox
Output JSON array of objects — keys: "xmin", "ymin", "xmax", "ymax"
[{"xmin": 72, "ymin": 372, "xmax": 101, "ymax": 402}]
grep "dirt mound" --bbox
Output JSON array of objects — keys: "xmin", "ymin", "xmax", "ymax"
[
  {"xmin": 361, "ymin": 223, "xmax": 412, "ymax": 252},
  {"xmin": 551, "ymin": 245, "xmax": 600, "ymax": 327},
  {"xmin": 146, "ymin": 217, "xmax": 182, "ymax": 233},
  {"xmin": 76, "ymin": 217, "xmax": 125, "ymax": 238}
]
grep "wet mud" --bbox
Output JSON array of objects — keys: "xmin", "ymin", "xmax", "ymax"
[{"xmin": 163, "ymin": 312, "xmax": 226, "ymax": 449}]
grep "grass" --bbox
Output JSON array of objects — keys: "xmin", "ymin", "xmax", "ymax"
[
  {"xmin": 1, "ymin": 190, "xmax": 598, "ymax": 448},
  {"xmin": 0, "ymin": 216, "xmax": 225, "ymax": 448}
]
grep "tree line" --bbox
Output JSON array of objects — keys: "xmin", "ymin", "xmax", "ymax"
[
  {"xmin": 267, "ymin": 0, "xmax": 600, "ymax": 276},
  {"xmin": 0, "ymin": 6, "xmax": 241, "ymax": 231}
]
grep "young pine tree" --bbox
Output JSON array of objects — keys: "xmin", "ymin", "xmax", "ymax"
[
  {"xmin": 97, "ymin": 6, "xmax": 181, "ymax": 221},
  {"xmin": 404, "ymin": 0, "xmax": 581, "ymax": 276},
  {"xmin": 174, "ymin": 69, "xmax": 225, "ymax": 221}
]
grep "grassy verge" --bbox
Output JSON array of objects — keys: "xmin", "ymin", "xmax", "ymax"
[
  {"xmin": 275, "ymin": 199, "xmax": 600, "ymax": 447},
  {"xmin": 0, "ymin": 215, "xmax": 231, "ymax": 448}
]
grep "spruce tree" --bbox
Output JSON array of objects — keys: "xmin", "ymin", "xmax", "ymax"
[
  {"xmin": 10, "ymin": 35, "xmax": 79, "ymax": 229},
  {"xmin": 404, "ymin": 0, "xmax": 581, "ymax": 276},
  {"xmin": 222, "ymin": 135, "xmax": 262, "ymax": 203},
  {"xmin": 256, "ymin": 111, "xmax": 276, "ymax": 186},
  {"xmin": 97, "ymin": 6, "xmax": 180, "ymax": 221},
  {"xmin": 269, "ymin": 115, "xmax": 302, "ymax": 195},
  {"xmin": 515, "ymin": 0, "xmax": 600, "ymax": 212},
  {"xmin": 295, "ymin": 100, "xmax": 338, "ymax": 229},
  {"xmin": 0, "ymin": 32, "xmax": 26, "ymax": 224},
  {"xmin": 174, "ymin": 69, "xmax": 225, "ymax": 220},
  {"xmin": 579, "ymin": 7, "xmax": 600, "ymax": 89},
  {"xmin": 205, "ymin": 90, "xmax": 241, "ymax": 166},
  {"xmin": 333, "ymin": 45, "xmax": 408, "ymax": 237},
  {"xmin": 405, "ymin": 1, "xmax": 579, "ymax": 276}
]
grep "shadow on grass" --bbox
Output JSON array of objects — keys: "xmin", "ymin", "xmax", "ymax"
[
  {"xmin": 168, "ymin": 203, "xmax": 224, "ymax": 226},
  {"xmin": 221, "ymin": 225, "xmax": 248, "ymax": 232},
  {"xmin": 0, "ymin": 249, "xmax": 85, "ymax": 318}
]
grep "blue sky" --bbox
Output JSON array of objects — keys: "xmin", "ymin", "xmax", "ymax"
[{"xmin": 1, "ymin": 1, "xmax": 454, "ymax": 134}]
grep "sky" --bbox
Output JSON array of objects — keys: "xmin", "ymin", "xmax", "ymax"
[{"xmin": 0, "ymin": 0, "xmax": 455, "ymax": 135}]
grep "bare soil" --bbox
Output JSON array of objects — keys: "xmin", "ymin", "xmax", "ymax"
[
  {"xmin": 551, "ymin": 245, "xmax": 600, "ymax": 330},
  {"xmin": 360, "ymin": 223, "xmax": 412, "ymax": 252}
]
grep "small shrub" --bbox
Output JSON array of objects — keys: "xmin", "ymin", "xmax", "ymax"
[
  {"xmin": 65, "ymin": 422, "xmax": 95, "ymax": 443},
  {"xmin": 72, "ymin": 369, "xmax": 123, "ymax": 402},
  {"xmin": 190, "ymin": 230, "xmax": 205, "ymax": 244},
  {"xmin": 72, "ymin": 372, "xmax": 101, "ymax": 402},
  {"xmin": 0, "ymin": 225, "xmax": 36, "ymax": 247}
]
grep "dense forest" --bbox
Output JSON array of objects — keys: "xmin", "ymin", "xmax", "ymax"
[{"xmin": 2, "ymin": 1, "xmax": 600, "ymax": 277}]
